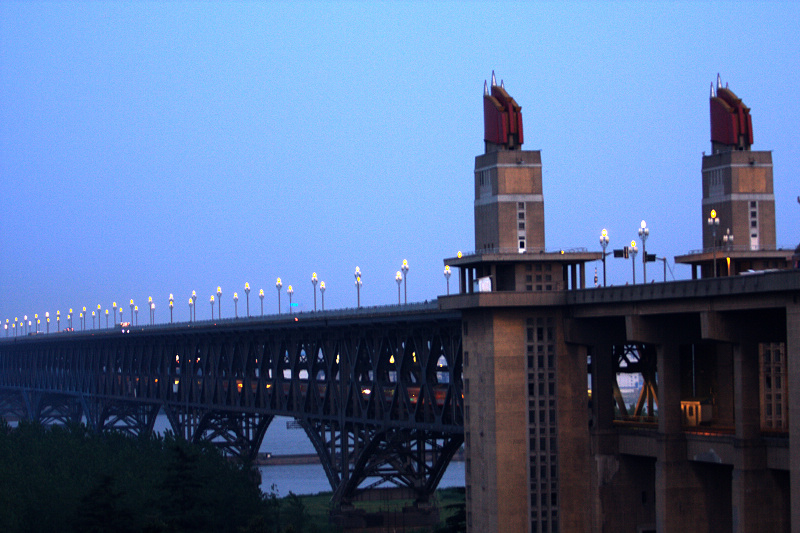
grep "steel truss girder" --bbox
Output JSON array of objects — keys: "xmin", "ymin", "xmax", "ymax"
[
  {"xmin": 613, "ymin": 343, "xmax": 658, "ymax": 419},
  {"xmin": 0, "ymin": 309, "xmax": 464, "ymax": 504},
  {"xmin": 301, "ymin": 418, "xmax": 464, "ymax": 507}
]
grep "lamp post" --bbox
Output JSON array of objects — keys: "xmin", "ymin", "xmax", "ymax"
[
  {"xmin": 82, "ymin": 307, "xmax": 86, "ymax": 330},
  {"xmin": 244, "ymin": 283, "xmax": 251, "ymax": 317},
  {"xmin": 629, "ymin": 241, "xmax": 638, "ymax": 284},
  {"xmin": 4, "ymin": 321, "xmax": 7, "ymax": 337},
  {"xmin": 444, "ymin": 265, "xmax": 452, "ymax": 295},
  {"xmin": 311, "ymin": 273, "xmax": 318, "ymax": 311},
  {"xmin": 79, "ymin": 312, "xmax": 83, "ymax": 331},
  {"xmin": 97, "ymin": 304, "xmax": 102, "ymax": 327},
  {"xmin": 92, "ymin": 311, "xmax": 96, "ymax": 330},
  {"xmin": 320, "ymin": 282, "xmax": 326, "ymax": 311},
  {"xmin": 119, "ymin": 307, "xmax": 123, "ymax": 325},
  {"xmin": 188, "ymin": 297, "xmax": 194, "ymax": 322},
  {"xmin": 401, "ymin": 259, "xmax": 409, "ymax": 304},
  {"xmin": 259, "ymin": 289, "xmax": 264, "ymax": 316},
  {"xmin": 287, "ymin": 285, "xmax": 294, "ymax": 313},
  {"xmin": 45, "ymin": 312, "xmax": 50, "ymax": 334},
  {"xmin": 112, "ymin": 302, "xmax": 117, "ymax": 326},
  {"xmin": 191, "ymin": 291, "xmax": 197, "ymax": 321},
  {"xmin": 216, "ymin": 287, "xmax": 222, "ymax": 319},
  {"xmin": 56, "ymin": 310, "xmax": 60, "ymax": 332},
  {"xmin": 355, "ymin": 267, "xmax": 362, "ymax": 308},
  {"xmin": 150, "ymin": 302, "xmax": 155, "ymax": 324},
  {"xmin": 707, "ymin": 209, "xmax": 720, "ymax": 277},
  {"xmin": 130, "ymin": 300, "xmax": 135, "ymax": 324},
  {"xmin": 148, "ymin": 297, "xmax": 153, "ymax": 325},
  {"xmin": 233, "ymin": 292, "xmax": 239, "ymax": 318},
  {"xmin": 105, "ymin": 309, "xmax": 109, "ymax": 328},
  {"xmin": 638, "ymin": 221, "xmax": 649, "ymax": 283},
  {"xmin": 396, "ymin": 271, "xmax": 402, "ymax": 304},
  {"xmin": 210, "ymin": 295, "xmax": 215, "ymax": 320},
  {"xmin": 599, "ymin": 229, "xmax": 609, "ymax": 287},
  {"xmin": 35, "ymin": 314, "xmax": 39, "ymax": 333},
  {"xmin": 68, "ymin": 310, "xmax": 73, "ymax": 330},
  {"xmin": 134, "ymin": 306, "xmax": 138, "ymax": 326},
  {"xmin": 169, "ymin": 294, "xmax": 174, "ymax": 323},
  {"xmin": 723, "ymin": 229, "xmax": 734, "ymax": 276},
  {"xmin": 276, "ymin": 278, "xmax": 282, "ymax": 314}
]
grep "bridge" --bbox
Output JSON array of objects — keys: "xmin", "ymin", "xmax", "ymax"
[{"xmin": 0, "ymin": 302, "xmax": 463, "ymax": 511}]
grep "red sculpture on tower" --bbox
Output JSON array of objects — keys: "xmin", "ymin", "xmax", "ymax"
[
  {"xmin": 710, "ymin": 74, "xmax": 753, "ymax": 151},
  {"xmin": 483, "ymin": 71, "xmax": 524, "ymax": 150}
]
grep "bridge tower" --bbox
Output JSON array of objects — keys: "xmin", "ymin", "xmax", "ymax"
[
  {"xmin": 476, "ymin": 71, "xmax": 544, "ymax": 254},
  {"xmin": 443, "ymin": 74, "xmax": 600, "ymax": 533},
  {"xmin": 677, "ymin": 75, "xmax": 791, "ymax": 277}
]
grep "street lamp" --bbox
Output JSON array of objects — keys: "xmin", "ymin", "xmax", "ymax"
[
  {"xmin": 79, "ymin": 312, "xmax": 83, "ymax": 331},
  {"xmin": 105, "ymin": 309, "xmax": 109, "ymax": 328},
  {"xmin": 629, "ymin": 240, "xmax": 638, "ymax": 284},
  {"xmin": 276, "ymin": 278, "xmax": 282, "ymax": 314},
  {"xmin": 148, "ymin": 297, "xmax": 153, "ymax": 325},
  {"xmin": 134, "ymin": 306, "xmax": 138, "ymax": 326},
  {"xmin": 112, "ymin": 302, "xmax": 117, "ymax": 326},
  {"xmin": 723, "ymin": 229, "xmax": 734, "ymax": 276},
  {"xmin": 259, "ymin": 289, "xmax": 264, "ymax": 316},
  {"xmin": 210, "ymin": 295, "xmax": 215, "ymax": 320},
  {"xmin": 68, "ymin": 310, "xmax": 73, "ymax": 330},
  {"xmin": 401, "ymin": 259, "xmax": 409, "ymax": 304},
  {"xmin": 191, "ymin": 291, "xmax": 197, "ymax": 321},
  {"xmin": 118, "ymin": 307, "xmax": 123, "ymax": 325},
  {"xmin": 244, "ymin": 283, "xmax": 251, "ymax": 317},
  {"xmin": 396, "ymin": 271, "xmax": 402, "ymax": 304},
  {"xmin": 311, "ymin": 273, "xmax": 318, "ymax": 311},
  {"xmin": 355, "ymin": 267, "xmax": 362, "ymax": 308},
  {"xmin": 320, "ymin": 282, "xmax": 326, "ymax": 311},
  {"xmin": 217, "ymin": 287, "xmax": 222, "ymax": 318},
  {"xmin": 130, "ymin": 300, "xmax": 135, "ymax": 324},
  {"xmin": 599, "ymin": 229, "xmax": 609, "ymax": 287},
  {"xmin": 56, "ymin": 310, "xmax": 60, "ymax": 332},
  {"xmin": 638, "ymin": 221, "xmax": 649, "ymax": 283},
  {"xmin": 82, "ymin": 307, "xmax": 86, "ymax": 330},
  {"xmin": 150, "ymin": 302, "xmax": 155, "ymax": 324},
  {"xmin": 35, "ymin": 314, "xmax": 39, "ymax": 333},
  {"xmin": 444, "ymin": 265, "xmax": 452, "ymax": 295},
  {"xmin": 707, "ymin": 209, "xmax": 720, "ymax": 277},
  {"xmin": 92, "ymin": 311, "xmax": 96, "ymax": 330},
  {"xmin": 287, "ymin": 285, "xmax": 294, "ymax": 313},
  {"xmin": 233, "ymin": 292, "xmax": 239, "ymax": 318},
  {"xmin": 169, "ymin": 294, "xmax": 174, "ymax": 324},
  {"xmin": 188, "ymin": 297, "xmax": 194, "ymax": 322},
  {"xmin": 45, "ymin": 312, "xmax": 50, "ymax": 334}
]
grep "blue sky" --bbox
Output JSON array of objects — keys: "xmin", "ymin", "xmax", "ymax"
[{"xmin": 2, "ymin": 1, "xmax": 799, "ymax": 325}]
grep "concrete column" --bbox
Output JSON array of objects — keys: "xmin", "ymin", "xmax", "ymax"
[
  {"xmin": 731, "ymin": 340, "xmax": 771, "ymax": 533},
  {"xmin": 580, "ymin": 262, "xmax": 586, "ymax": 289},
  {"xmin": 591, "ymin": 343, "xmax": 616, "ymax": 445},
  {"xmin": 655, "ymin": 341, "xmax": 708, "ymax": 533},
  {"xmin": 789, "ymin": 304, "xmax": 800, "ymax": 533}
]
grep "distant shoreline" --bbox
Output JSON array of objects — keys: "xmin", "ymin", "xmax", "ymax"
[{"xmin": 255, "ymin": 449, "xmax": 465, "ymax": 466}]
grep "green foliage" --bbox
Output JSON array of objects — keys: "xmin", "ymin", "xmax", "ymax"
[{"xmin": 0, "ymin": 422, "xmax": 267, "ymax": 533}]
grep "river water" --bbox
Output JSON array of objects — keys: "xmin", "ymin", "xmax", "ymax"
[{"xmin": 153, "ymin": 415, "xmax": 465, "ymax": 497}]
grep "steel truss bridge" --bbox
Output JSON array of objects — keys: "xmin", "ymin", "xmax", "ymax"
[{"xmin": 0, "ymin": 302, "xmax": 464, "ymax": 508}]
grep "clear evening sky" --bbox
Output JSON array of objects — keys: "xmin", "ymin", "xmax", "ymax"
[{"xmin": 2, "ymin": 2, "xmax": 799, "ymax": 325}]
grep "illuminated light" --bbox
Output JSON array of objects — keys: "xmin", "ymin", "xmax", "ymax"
[
  {"xmin": 266, "ymin": 383, "xmax": 272, "ymax": 389},
  {"xmin": 710, "ymin": 209, "xmax": 717, "ymax": 218},
  {"xmin": 174, "ymin": 379, "xmax": 179, "ymax": 386},
  {"xmin": 361, "ymin": 387, "xmax": 372, "ymax": 395},
  {"xmin": 457, "ymin": 251, "xmax": 462, "ymax": 258},
  {"xmin": 560, "ymin": 250, "xmax": 565, "ymax": 254},
  {"xmin": 389, "ymin": 355, "xmax": 395, "ymax": 364},
  {"xmin": 631, "ymin": 240, "xmax": 636, "ymax": 248},
  {"xmin": 336, "ymin": 354, "xmax": 340, "ymax": 364},
  {"xmin": 412, "ymin": 351, "xmax": 416, "ymax": 363},
  {"xmin": 175, "ymin": 355, "xmax": 180, "ymax": 363},
  {"xmin": 601, "ymin": 228, "xmax": 608, "ymax": 237}
]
